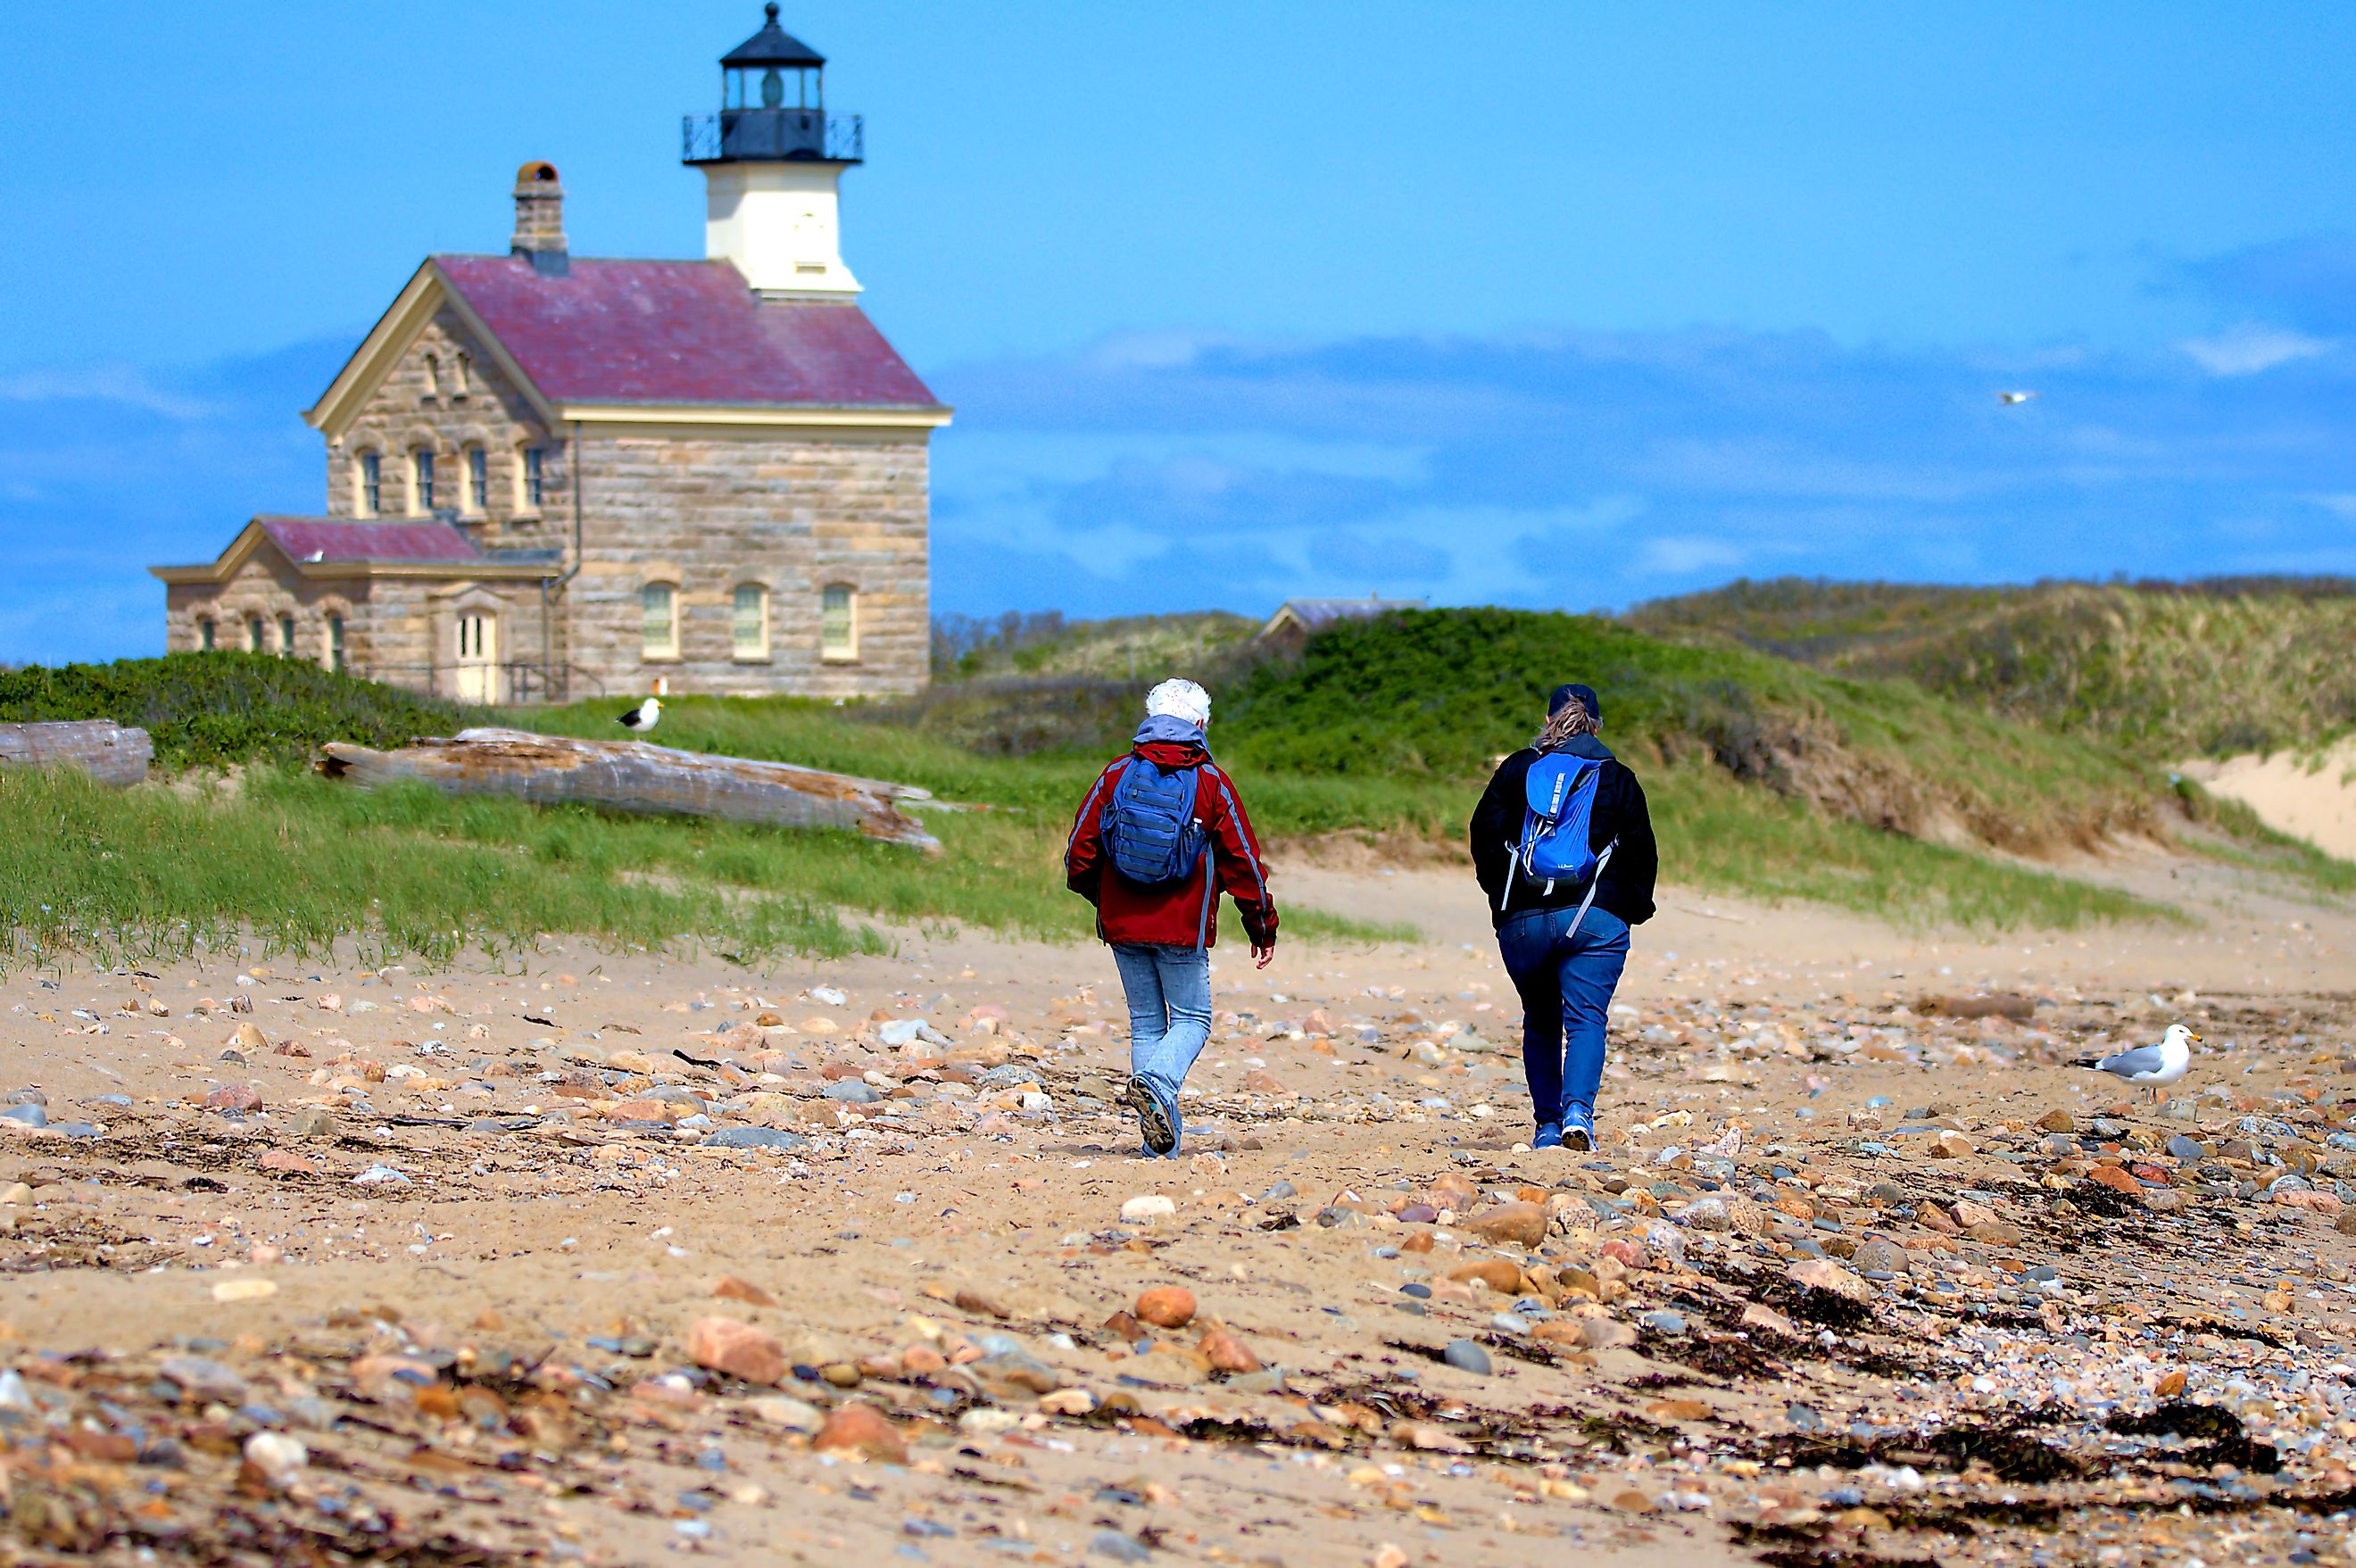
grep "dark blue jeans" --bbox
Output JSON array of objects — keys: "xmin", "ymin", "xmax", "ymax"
[{"xmin": 1496, "ymin": 906, "xmax": 1630, "ymax": 1128}]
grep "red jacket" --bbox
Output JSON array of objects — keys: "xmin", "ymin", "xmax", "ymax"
[{"xmin": 1066, "ymin": 739, "xmax": 1278, "ymax": 950}]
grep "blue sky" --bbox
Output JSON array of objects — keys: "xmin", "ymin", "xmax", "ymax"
[{"xmin": 4, "ymin": 2, "xmax": 2354, "ymax": 658}]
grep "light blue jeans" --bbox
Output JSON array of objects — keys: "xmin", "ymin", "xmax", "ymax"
[
  {"xmin": 1496, "ymin": 906, "xmax": 1630, "ymax": 1130},
  {"xmin": 1112, "ymin": 942, "xmax": 1213, "ymax": 1151}
]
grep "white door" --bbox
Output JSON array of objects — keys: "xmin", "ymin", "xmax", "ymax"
[{"xmin": 455, "ymin": 612, "xmax": 498, "ymax": 702}]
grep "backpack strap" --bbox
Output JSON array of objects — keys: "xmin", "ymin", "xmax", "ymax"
[
  {"xmin": 1560, "ymin": 840, "xmax": 1617, "ymax": 942},
  {"xmin": 1195, "ymin": 842, "xmax": 1216, "ymax": 950}
]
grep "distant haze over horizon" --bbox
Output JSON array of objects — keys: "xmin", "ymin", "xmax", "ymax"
[{"xmin": 5, "ymin": 3, "xmax": 2355, "ymax": 660}]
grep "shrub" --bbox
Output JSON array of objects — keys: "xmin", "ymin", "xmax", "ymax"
[{"xmin": 0, "ymin": 653, "xmax": 469, "ymax": 771}]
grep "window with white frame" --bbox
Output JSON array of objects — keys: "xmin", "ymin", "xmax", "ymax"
[
  {"xmin": 278, "ymin": 613, "xmax": 296, "ymax": 656},
  {"xmin": 326, "ymin": 612, "xmax": 346, "ymax": 674},
  {"xmin": 523, "ymin": 446, "xmax": 545, "ymax": 510},
  {"xmin": 358, "ymin": 452, "xmax": 382, "ymax": 517},
  {"xmin": 820, "ymin": 584, "xmax": 857, "ymax": 661},
  {"xmin": 732, "ymin": 584, "xmax": 769, "ymax": 660},
  {"xmin": 412, "ymin": 449, "xmax": 435, "ymax": 514},
  {"xmin": 642, "ymin": 582, "xmax": 678, "ymax": 660},
  {"xmin": 465, "ymin": 447, "xmax": 488, "ymax": 515}
]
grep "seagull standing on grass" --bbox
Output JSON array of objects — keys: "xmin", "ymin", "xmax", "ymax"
[
  {"xmin": 2077, "ymin": 1023, "xmax": 2199, "ymax": 1103},
  {"xmin": 616, "ymin": 697, "xmax": 662, "ymax": 734}
]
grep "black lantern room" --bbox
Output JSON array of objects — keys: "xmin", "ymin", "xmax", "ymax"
[{"xmin": 683, "ymin": 4, "xmax": 862, "ymax": 165}]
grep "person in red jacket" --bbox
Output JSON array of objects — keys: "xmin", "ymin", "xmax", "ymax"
[{"xmin": 1066, "ymin": 678, "xmax": 1277, "ymax": 1157}]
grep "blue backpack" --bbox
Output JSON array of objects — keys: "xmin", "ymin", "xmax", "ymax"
[
  {"xmin": 1499, "ymin": 752, "xmax": 1616, "ymax": 918},
  {"xmin": 1103, "ymin": 758, "xmax": 1209, "ymax": 890}
]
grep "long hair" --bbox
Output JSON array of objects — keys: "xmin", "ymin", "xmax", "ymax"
[{"xmin": 1532, "ymin": 698, "xmax": 1597, "ymax": 751}]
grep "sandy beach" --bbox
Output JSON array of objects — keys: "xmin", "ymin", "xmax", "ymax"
[{"xmin": 0, "ymin": 851, "xmax": 2350, "ymax": 1566}]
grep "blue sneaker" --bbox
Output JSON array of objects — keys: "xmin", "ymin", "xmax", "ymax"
[
  {"xmin": 1531, "ymin": 1123, "xmax": 1564, "ymax": 1149},
  {"xmin": 1560, "ymin": 1107, "xmax": 1597, "ymax": 1153},
  {"xmin": 1125, "ymin": 1074, "xmax": 1177, "ymax": 1157}
]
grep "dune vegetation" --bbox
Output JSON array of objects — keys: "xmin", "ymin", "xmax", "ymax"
[{"xmin": 0, "ymin": 598, "xmax": 2227, "ymax": 968}]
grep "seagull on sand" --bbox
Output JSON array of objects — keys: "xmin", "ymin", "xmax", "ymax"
[
  {"xmin": 1997, "ymin": 390, "xmax": 2040, "ymax": 405},
  {"xmin": 616, "ymin": 697, "xmax": 662, "ymax": 734},
  {"xmin": 2077, "ymin": 1023, "xmax": 2199, "ymax": 1103}
]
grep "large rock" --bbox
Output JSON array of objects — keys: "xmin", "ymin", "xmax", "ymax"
[
  {"xmin": 683, "ymin": 1317, "xmax": 784, "ymax": 1386},
  {"xmin": 1786, "ymin": 1258, "xmax": 1875, "ymax": 1305},
  {"xmin": 813, "ymin": 1403, "xmax": 907, "ymax": 1463},
  {"xmin": 1459, "ymin": 1201, "xmax": 1547, "ymax": 1249}
]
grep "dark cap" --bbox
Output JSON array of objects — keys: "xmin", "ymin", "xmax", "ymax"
[{"xmin": 1548, "ymin": 682, "xmax": 1602, "ymax": 723}]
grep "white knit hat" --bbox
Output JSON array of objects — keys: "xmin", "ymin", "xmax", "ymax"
[{"xmin": 1143, "ymin": 677, "xmax": 1211, "ymax": 727}]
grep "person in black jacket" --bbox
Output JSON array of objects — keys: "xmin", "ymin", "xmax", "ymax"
[{"xmin": 1470, "ymin": 683, "xmax": 1657, "ymax": 1151}]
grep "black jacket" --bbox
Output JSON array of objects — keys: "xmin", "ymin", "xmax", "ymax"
[{"xmin": 1470, "ymin": 736, "xmax": 1658, "ymax": 929}]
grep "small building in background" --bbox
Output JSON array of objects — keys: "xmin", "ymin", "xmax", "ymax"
[
  {"xmin": 1256, "ymin": 595, "xmax": 1429, "ymax": 653},
  {"xmin": 151, "ymin": 6, "xmax": 949, "ymax": 704}
]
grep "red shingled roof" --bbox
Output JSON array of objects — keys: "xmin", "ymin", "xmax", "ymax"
[
  {"xmin": 434, "ymin": 256, "xmax": 939, "ymax": 409},
  {"xmin": 258, "ymin": 519, "xmax": 483, "ymax": 564}
]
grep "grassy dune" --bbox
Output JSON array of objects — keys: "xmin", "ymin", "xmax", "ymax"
[{"xmin": 1626, "ymin": 576, "xmax": 2356, "ymax": 757}]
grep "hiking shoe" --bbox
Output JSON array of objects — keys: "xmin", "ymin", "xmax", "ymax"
[
  {"xmin": 1560, "ymin": 1108, "xmax": 1597, "ymax": 1154},
  {"xmin": 1125, "ymin": 1075, "xmax": 1177, "ymax": 1157},
  {"xmin": 1531, "ymin": 1123, "xmax": 1564, "ymax": 1150}
]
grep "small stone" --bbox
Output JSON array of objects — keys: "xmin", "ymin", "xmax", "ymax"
[
  {"xmin": 286, "ymin": 1108, "xmax": 341, "ymax": 1139},
  {"xmin": 2144, "ymin": 1189, "xmax": 2186, "ymax": 1214},
  {"xmin": 1120, "ymin": 1194, "xmax": 1176, "ymax": 1224},
  {"xmin": 2037, "ymin": 1108, "xmax": 2076, "ymax": 1133},
  {"xmin": 1441, "ymin": 1339, "xmax": 1491, "ymax": 1375},
  {"xmin": 2165, "ymin": 1134, "xmax": 2207, "ymax": 1161},
  {"xmin": 2157, "ymin": 1370, "xmax": 2187, "ymax": 1397},
  {"xmin": 1135, "ymin": 1287, "xmax": 1196, "ymax": 1328},
  {"xmin": 1089, "ymin": 1529, "xmax": 1154, "ymax": 1564},
  {"xmin": 1459, "ymin": 1200, "xmax": 1547, "ymax": 1249},
  {"xmin": 1639, "ymin": 1310, "xmax": 1687, "ymax": 1335},
  {"xmin": 1951, "ymin": 1199, "xmax": 1996, "ymax": 1229},
  {"xmin": 160, "ymin": 1356, "xmax": 248, "ymax": 1403},
  {"xmin": 683, "ymin": 1317, "xmax": 784, "ymax": 1386},
  {"xmin": 823, "ymin": 1081, "xmax": 880, "ymax": 1104},
  {"xmin": 1929, "ymin": 1130, "xmax": 1976, "ymax": 1159},
  {"xmin": 256, "ymin": 1149, "xmax": 319, "ymax": 1174},
  {"xmin": 1446, "ymin": 1259, "xmax": 1522, "ymax": 1294},
  {"xmin": 1786, "ymin": 1258, "xmax": 1874, "ymax": 1304},
  {"xmin": 704, "ymin": 1126, "xmax": 810, "ymax": 1151},
  {"xmin": 212, "ymin": 1278, "xmax": 278, "ymax": 1303},
  {"xmin": 748, "ymin": 1395, "xmax": 823, "ymax": 1432},
  {"xmin": 712, "ymin": 1275, "xmax": 777, "ymax": 1307},
  {"xmin": 1741, "ymin": 1301, "xmax": 1796, "ymax": 1338},
  {"xmin": 0, "ymin": 1182, "xmax": 27, "ymax": 1206},
  {"xmin": 2086, "ymin": 1165, "xmax": 2144, "ymax": 1197},
  {"xmin": 1852, "ymin": 1239, "xmax": 1911, "ymax": 1274},
  {"xmin": 241, "ymin": 1431, "xmax": 306, "ymax": 1488},
  {"xmin": 233, "ymin": 1021, "xmax": 269, "ymax": 1053},
  {"xmin": 1199, "ymin": 1327, "xmax": 1261, "ymax": 1374},
  {"xmin": 813, "ymin": 1402, "xmax": 907, "ymax": 1464},
  {"xmin": 1678, "ymin": 1196, "xmax": 1730, "ymax": 1231}
]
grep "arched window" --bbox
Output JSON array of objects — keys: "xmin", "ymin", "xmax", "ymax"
[
  {"xmin": 421, "ymin": 353, "xmax": 441, "ymax": 400},
  {"xmin": 246, "ymin": 616, "xmax": 266, "ymax": 653},
  {"xmin": 641, "ymin": 582, "xmax": 678, "ymax": 660},
  {"xmin": 411, "ymin": 449, "xmax": 436, "ymax": 514},
  {"xmin": 820, "ymin": 584, "xmax": 857, "ymax": 662},
  {"xmin": 357, "ymin": 452, "xmax": 382, "ymax": 517},
  {"xmin": 732, "ymin": 584, "xmax": 769, "ymax": 660},
  {"xmin": 197, "ymin": 618, "xmax": 216, "ymax": 651},
  {"xmin": 326, "ymin": 612, "xmax": 347, "ymax": 674},
  {"xmin": 453, "ymin": 352, "xmax": 473, "ymax": 399},
  {"xmin": 278, "ymin": 613, "xmax": 296, "ymax": 656}
]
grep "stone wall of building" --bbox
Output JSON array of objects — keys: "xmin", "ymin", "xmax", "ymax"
[
  {"xmin": 325, "ymin": 307, "xmax": 568, "ymax": 557},
  {"xmin": 567, "ymin": 427, "xmax": 931, "ymax": 701},
  {"xmin": 163, "ymin": 552, "xmax": 555, "ymax": 706}
]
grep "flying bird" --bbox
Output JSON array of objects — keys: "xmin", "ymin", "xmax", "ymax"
[
  {"xmin": 616, "ymin": 696, "xmax": 662, "ymax": 734},
  {"xmin": 1997, "ymin": 391, "xmax": 2040, "ymax": 405},
  {"xmin": 2076, "ymin": 1022, "xmax": 2198, "ymax": 1103}
]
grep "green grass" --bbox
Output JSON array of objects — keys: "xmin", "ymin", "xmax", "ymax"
[
  {"xmin": 1626, "ymin": 576, "xmax": 2356, "ymax": 758},
  {"xmin": 0, "ymin": 766, "xmax": 879, "ymax": 970},
  {"xmin": 2169, "ymin": 777, "xmax": 2356, "ymax": 898}
]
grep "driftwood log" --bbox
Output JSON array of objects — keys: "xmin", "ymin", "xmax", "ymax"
[
  {"xmin": 314, "ymin": 726, "xmax": 941, "ymax": 850},
  {"xmin": 0, "ymin": 720, "xmax": 153, "ymax": 786}
]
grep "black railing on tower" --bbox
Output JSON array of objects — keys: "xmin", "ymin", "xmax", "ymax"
[{"xmin": 682, "ymin": 111, "xmax": 863, "ymax": 164}]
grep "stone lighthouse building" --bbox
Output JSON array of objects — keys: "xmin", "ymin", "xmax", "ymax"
[{"xmin": 152, "ymin": 6, "xmax": 948, "ymax": 703}]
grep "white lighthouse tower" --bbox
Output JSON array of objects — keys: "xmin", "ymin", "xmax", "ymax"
[{"xmin": 684, "ymin": 4, "xmax": 864, "ymax": 298}]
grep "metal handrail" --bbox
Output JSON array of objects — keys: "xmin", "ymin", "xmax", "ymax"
[{"xmin": 682, "ymin": 111, "xmax": 862, "ymax": 164}]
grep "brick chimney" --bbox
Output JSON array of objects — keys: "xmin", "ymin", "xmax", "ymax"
[{"xmin": 510, "ymin": 161, "xmax": 569, "ymax": 277}]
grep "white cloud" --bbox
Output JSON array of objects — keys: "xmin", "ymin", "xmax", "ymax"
[
  {"xmin": 0, "ymin": 363, "xmax": 216, "ymax": 419},
  {"xmin": 2178, "ymin": 324, "xmax": 2332, "ymax": 377}
]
